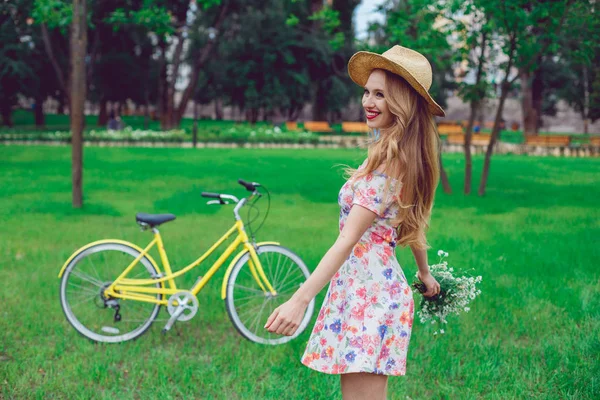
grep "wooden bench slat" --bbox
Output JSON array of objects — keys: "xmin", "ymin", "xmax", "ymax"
[
  {"xmin": 341, "ymin": 122, "xmax": 369, "ymax": 133},
  {"xmin": 285, "ymin": 122, "xmax": 298, "ymax": 131},
  {"xmin": 438, "ymin": 123, "xmax": 464, "ymax": 135},
  {"xmin": 447, "ymin": 134, "xmax": 491, "ymax": 145},
  {"xmin": 304, "ymin": 121, "xmax": 333, "ymax": 133},
  {"xmin": 525, "ymin": 135, "xmax": 571, "ymax": 146}
]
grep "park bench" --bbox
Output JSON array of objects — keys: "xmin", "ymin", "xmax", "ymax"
[
  {"xmin": 285, "ymin": 121, "xmax": 299, "ymax": 131},
  {"xmin": 447, "ymin": 133, "xmax": 491, "ymax": 145},
  {"xmin": 524, "ymin": 135, "xmax": 571, "ymax": 147},
  {"xmin": 589, "ymin": 136, "xmax": 600, "ymax": 146},
  {"xmin": 304, "ymin": 121, "xmax": 333, "ymax": 133},
  {"xmin": 437, "ymin": 122, "xmax": 464, "ymax": 135},
  {"xmin": 341, "ymin": 122, "xmax": 369, "ymax": 133}
]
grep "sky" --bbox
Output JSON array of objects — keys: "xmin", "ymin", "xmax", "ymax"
[{"xmin": 353, "ymin": 0, "xmax": 386, "ymax": 39}]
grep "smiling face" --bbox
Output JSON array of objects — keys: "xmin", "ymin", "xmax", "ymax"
[{"xmin": 362, "ymin": 69, "xmax": 395, "ymax": 130}]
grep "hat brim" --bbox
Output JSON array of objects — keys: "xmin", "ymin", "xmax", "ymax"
[{"xmin": 348, "ymin": 51, "xmax": 446, "ymax": 117}]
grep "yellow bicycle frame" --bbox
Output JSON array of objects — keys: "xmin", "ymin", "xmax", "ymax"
[{"xmin": 58, "ymin": 220, "xmax": 279, "ymax": 306}]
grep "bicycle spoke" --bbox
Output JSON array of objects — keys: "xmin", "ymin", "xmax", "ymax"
[
  {"xmin": 251, "ymin": 298, "xmax": 269, "ymax": 334},
  {"xmin": 67, "ymin": 281, "xmax": 100, "ymax": 296},
  {"xmin": 67, "ymin": 292, "xmax": 99, "ymax": 309},
  {"xmin": 71, "ymin": 270, "xmax": 104, "ymax": 287},
  {"xmin": 272, "ymin": 253, "xmax": 285, "ymax": 287},
  {"xmin": 276, "ymin": 276, "xmax": 304, "ymax": 293},
  {"xmin": 232, "ymin": 284, "xmax": 264, "ymax": 294},
  {"xmin": 87, "ymin": 254, "xmax": 103, "ymax": 283},
  {"xmin": 233, "ymin": 292, "xmax": 266, "ymax": 303},
  {"xmin": 275, "ymin": 261, "xmax": 295, "ymax": 291}
]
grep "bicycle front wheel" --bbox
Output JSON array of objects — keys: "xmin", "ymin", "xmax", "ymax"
[
  {"xmin": 225, "ymin": 244, "xmax": 315, "ymax": 345},
  {"xmin": 59, "ymin": 242, "xmax": 162, "ymax": 343}
]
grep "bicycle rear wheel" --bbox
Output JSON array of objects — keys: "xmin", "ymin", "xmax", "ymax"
[
  {"xmin": 225, "ymin": 244, "xmax": 315, "ymax": 345},
  {"xmin": 59, "ymin": 242, "xmax": 162, "ymax": 343}
]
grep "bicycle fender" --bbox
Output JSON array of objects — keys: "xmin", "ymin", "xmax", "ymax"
[
  {"xmin": 58, "ymin": 239, "xmax": 161, "ymax": 278},
  {"xmin": 220, "ymin": 241, "xmax": 280, "ymax": 299}
]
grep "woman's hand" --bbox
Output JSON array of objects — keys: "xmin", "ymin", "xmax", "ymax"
[
  {"xmin": 417, "ymin": 270, "xmax": 440, "ymax": 298},
  {"xmin": 264, "ymin": 298, "xmax": 308, "ymax": 336}
]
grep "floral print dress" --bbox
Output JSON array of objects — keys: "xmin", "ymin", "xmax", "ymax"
[{"xmin": 301, "ymin": 161, "xmax": 415, "ymax": 376}]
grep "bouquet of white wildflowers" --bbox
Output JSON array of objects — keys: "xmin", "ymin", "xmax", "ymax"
[{"xmin": 411, "ymin": 250, "xmax": 482, "ymax": 335}]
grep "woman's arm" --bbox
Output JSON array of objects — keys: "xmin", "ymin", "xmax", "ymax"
[
  {"xmin": 410, "ymin": 245, "xmax": 440, "ymax": 297},
  {"xmin": 264, "ymin": 205, "xmax": 378, "ymax": 336}
]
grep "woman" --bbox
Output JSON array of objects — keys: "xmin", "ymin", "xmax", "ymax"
[{"xmin": 265, "ymin": 45, "xmax": 443, "ymax": 399}]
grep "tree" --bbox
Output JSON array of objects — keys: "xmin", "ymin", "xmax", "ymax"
[
  {"xmin": 451, "ymin": 0, "xmax": 494, "ymax": 194},
  {"xmin": 478, "ymin": 0, "xmax": 574, "ymax": 196},
  {"xmin": 187, "ymin": 0, "xmax": 349, "ymax": 123},
  {"xmin": 70, "ymin": 0, "xmax": 86, "ymax": 208},
  {"xmin": 0, "ymin": 1, "xmax": 37, "ymax": 127},
  {"xmin": 548, "ymin": 0, "xmax": 600, "ymax": 134}
]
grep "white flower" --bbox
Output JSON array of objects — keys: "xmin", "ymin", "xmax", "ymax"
[
  {"xmin": 414, "ymin": 253, "xmax": 482, "ymax": 336},
  {"xmin": 437, "ymin": 250, "xmax": 444, "ymax": 257}
]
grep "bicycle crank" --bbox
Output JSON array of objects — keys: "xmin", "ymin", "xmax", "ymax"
[{"xmin": 162, "ymin": 291, "xmax": 199, "ymax": 333}]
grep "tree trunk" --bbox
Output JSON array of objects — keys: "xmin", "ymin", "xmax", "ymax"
[
  {"xmin": 464, "ymin": 101, "xmax": 477, "ymax": 195},
  {"xmin": 479, "ymin": 38, "xmax": 516, "ymax": 196},
  {"xmin": 532, "ymin": 67, "xmax": 543, "ymax": 133},
  {"xmin": 174, "ymin": 3, "xmax": 230, "ymax": 127},
  {"xmin": 465, "ymin": 30, "xmax": 487, "ymax": 195},
  {"xmin": 71, "ymin": 0, "xmax": 87, "ymax": 208},
  {"xmin": 439, "ymin": 154, "xmax": 452, "ymax": 194},
  {"xmin": 520, "ymin": 68, "xmax": 537, "ymax": 136},
  {"xmin": 478, "ymin": 89, "xmax": 509, "ymax": 196},
  {"xmin": 214, "ymin": 97, "xmax": 223, "ymax": 120},
  {"xmin": 193, "ymin": 101, "xmax": 199, "ymax": 147},
  {"xmin": 34, "ymin": 95, "xmax": 45, "ymax": 127},
  {"xmin": 58, "ymin": 94, "xmax": 66, "ymax": 115},
  {"xmin": 0, "ymin": 103, "xmax": 13, "ymax": 127},
  {"xmin": 41, "ymin": 23, "xmax": 70, "ymax": 105},
  {"xmin": 162, "ymin": 31, "xmax": 185, "ymax": 130},
  {"xmin": 312, "ymin": 83, "xmax": 328, "ymax": 121},
  {"xmin": 583, "ymin": 66, "xmax": 590, "ymax": 134},
  {"xmin": 144, "ymin": 96, "xmax": 150, "ymax": 130},
  {"xmin": 97, "ymin": 98, "xmax": 108, "ymax": 126},
  {"xmin": 157, "ymin": 41, "xmax": 168, "ymax": 130}
]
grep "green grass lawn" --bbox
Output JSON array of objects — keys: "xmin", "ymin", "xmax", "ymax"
[{"xmin": 0, "ymin": 146, "xmax": 598, "ymax": 399}]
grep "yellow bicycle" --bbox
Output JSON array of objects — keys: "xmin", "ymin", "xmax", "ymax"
[{"xmin": 58, "ymin": 179, "xmax": 315, "ymax": 345}]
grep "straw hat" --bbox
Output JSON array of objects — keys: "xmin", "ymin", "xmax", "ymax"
[{"xmin": 348, "ymin": 45, "xmax": 445, "ymax": 117}]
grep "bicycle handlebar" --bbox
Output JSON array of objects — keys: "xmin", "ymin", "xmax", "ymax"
[
  {"xmin": 202, "ymin": 180, "xmax": 267, "ymax": 224},
  {"xmin": 201, "ymin": 192, "xmax": 221, "ymax": 199},
  {"xmin": 238, "ymin": 179, "xmax": 259, "ymax": 192}
]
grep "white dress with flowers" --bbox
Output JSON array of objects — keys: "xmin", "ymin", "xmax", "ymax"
[{"xmin": 301, "ymin": 161, "xmax": 415, "ymax": 376}]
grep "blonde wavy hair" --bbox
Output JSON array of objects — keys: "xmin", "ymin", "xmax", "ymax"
[{"xmin": 348, "ymin": 69, "xmax": 440, "ymax": 249}]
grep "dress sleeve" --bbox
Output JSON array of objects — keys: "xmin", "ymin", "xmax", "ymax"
[{"xmin": 351, "ymin": 173, "xmax": 389, "ymax": 217}]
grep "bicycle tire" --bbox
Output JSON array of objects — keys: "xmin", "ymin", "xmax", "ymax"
[
  {"xmin": 59, "ymin": 242, "xmax": 162, "ymax": 343},
  {"xmin": 225, "ymin": 244, "xmax": 315, "ymax": 345}
]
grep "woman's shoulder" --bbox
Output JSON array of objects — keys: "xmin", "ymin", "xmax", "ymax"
[{"xmin": 358, "ymin": 158, "xmax": 400, "ymax": 183}]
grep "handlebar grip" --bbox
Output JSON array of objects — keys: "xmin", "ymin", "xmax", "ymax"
[
  {"xmin": 201, "ymin": 192, "xmax": 221, "ymax": 199},
  {"xmin": 238, "ymin": 179, "xmax": 256, "ymax": 192}
]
